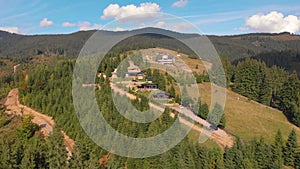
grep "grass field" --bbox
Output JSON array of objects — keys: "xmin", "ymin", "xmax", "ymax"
[{"xmin": 198, "ymin": 82, "xmax": 300, "ymax": 145}]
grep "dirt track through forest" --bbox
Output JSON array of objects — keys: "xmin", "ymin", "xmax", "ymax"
[{"xmin": 4, "ymin": 88, "xmax": 75, "ymax": 156}]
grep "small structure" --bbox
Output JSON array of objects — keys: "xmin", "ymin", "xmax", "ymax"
[
  {"xmin": 137, "ymin": 83, "xmax": 158, "ymax": 90},
  {"xmin": 13, "ymin": 64, "xmax": 20, "ymax": 74},
  {"xmin": 143, "ymin": 55, "xmax": 151, "ymax": 62},
  {"xmin": 126, "ymin": 61, "xmax": 141, "ymax": 77},
  {"xmin": 157, "ymin": 53, "xmax": 175, "ymax": 64},
  {"xmin": 153, "ymin": 92, "xmax": 172, "ymax": 100},
  {"xmin": 146, "ymin": 76, "xmax": 152, "ymax": 83},
  {"xmin": 136, "ymin": 72, "xmax": 144, "ymax": 80}
]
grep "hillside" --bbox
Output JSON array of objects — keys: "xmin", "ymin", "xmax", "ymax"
[
  {"xmin": 1, "ymin": 28, "xmax": 300, "ymax": 75},
  {"xmin": 198, "ymin": 82, "xmax": 300, "ymax": 145},
  {"xmin": 179, "ymin": 55, "xmax": 300, "ymax": 144},
  {"xmin": 0, "ymin": 47, "xmax": 299, "ymax": 168}
]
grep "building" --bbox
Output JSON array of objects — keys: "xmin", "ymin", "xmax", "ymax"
[
  {"xmin": 156, "ymin": 53, "xmax": 175, "ymax": 64},
  {"xmin": 143, "ymin": 55, "xmax": 151, "ymax": 62},
  {"xmin": 126, "ymin": 61, "xmax": 141, "ymax": 77},
  {"xmin": 136, "ymin": 72, "xmax": 144, "ymax": 80},
  {"xmin": 153, "ymin": 92, "xmax": 172, "ymax": 100},
  {"xmin": 146, "ymin": 76, "xmax": 152, "ymax": 83},
  {"xmin": 137, "ymin": 83, "xmax": 158, "ymax": 90}
]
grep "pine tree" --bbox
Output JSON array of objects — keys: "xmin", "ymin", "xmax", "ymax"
[
  {"xmin": 254, "ymin": 138, "xmax": 268, "ymax": 168},
  {"xmin": 283, "ymin": 129, "xmax": 298, "ymax": 166},
  {"xmin": 223, "ymin": 146, "xmax": 235, "ymax": 169},
  {"xmin": 272, "ymin": 130, "xmax": 284, "ymax": 169},
  {"xmin": 198, "ymin": 103, "xmax": 209, "ymax": 119},
  {"xmin": 46, "ymin": 129, "xmax": 68, "ymax": 169},
  {"xmin": 20, "ymin": 147, "xmax": 36, "ymax": 169},
  {"xmin": 10, "ymin": 140, "xmax": 24, "ymax": 169},
  {"xmin": 233, "ymin": 58, "xmax": 264, "ymax": 101},
  {"xmin": 0, "ymin": 138, "xmax": 13, "ymax": 169},
  {"xmin": 222, "ymin": 58, "xmax": 235, "ymax": 85},
  {"xmin": 207, "ymin": 103, "xmax": 226, "ymax": 128},
  {"xmin": 294, "ymin": 152, "xmax": 300, "ymax": 169},
  {"xmin": 276, "ymin": 72, "xmax": 300, "ymax": 126},
  {"xmin": 259, "ymin": 66, "xmax": 272, "ymax": 105}
]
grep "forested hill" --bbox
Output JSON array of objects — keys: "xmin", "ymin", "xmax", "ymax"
[
  {"xmin": 0, "ymin": 30, "xmax": 95, "ymax": 62},
  {"xmin": 1, "ymin": 28, "xmax": 300, "ymax": 72}
]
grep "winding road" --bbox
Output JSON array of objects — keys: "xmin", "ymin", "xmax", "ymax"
[
  {"xmin": 4, "ymin": 88, "xmax": 75, "ymax": 156},
  {"xmin": 110, "ymin": 82, "xmax": 234, "ymax": 148},
  {"xmin": 4, "ymin": 89, "xmax": 54, "ymax": 136}
]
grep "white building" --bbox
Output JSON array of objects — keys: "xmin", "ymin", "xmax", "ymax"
[{"xmin": 156, "ymin": 53, "xmax": 175, "ymax": 64}]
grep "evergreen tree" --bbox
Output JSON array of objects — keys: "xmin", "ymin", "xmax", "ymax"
[
  {"xmin": 233, "ymin": 58, "xmax": 264, "ymax": 101},
  {"xmin": 272, "ymin": 130, "xmax": 284, "ymax": 169},
  {"xmin": 10, "ymin": 140, "xmax": 24, "ymax": 169},
  {"xmin": 259, "ymin": 65, "xmax": 272, "ymax": 105},
  {"xmin": 254, "ymin": 138, "xmax": 268, "ymax": 168},
  {"xmin": 294, "ymin": 152, "xmax": 300, "ymax": 169},
  {"xmin": 223, "ymin": 146, "xmax": 235, "ymax": 169},
  {"xmin": 283, "ymin": 129, "xmax": 298, "ymax": 167},
  {"xmin": 222, "ymin": 58, "xmax": 235, "ymax": 85},
  {"xmin": 276, "ymin": 72, "xmax": 300, "ymax": 126},
  {"xmin": 198, "ymin": 103, "xmax": 209, "ymax": 119},
  {"xmin": 46, "ymin": 129, "xmax": 68, "ymax": 169},
  {"xmin": 17, "ymin": 116, "xmax": 39, "ymax": 139},
  {"xmin": 207, "ymin": 103, "xmax": 226, "ymax": 128}
]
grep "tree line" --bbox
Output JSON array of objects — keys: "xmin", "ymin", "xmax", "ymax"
[{"xmin": 224, "ymin": 57, "xmax": 300, "ymax": 127}]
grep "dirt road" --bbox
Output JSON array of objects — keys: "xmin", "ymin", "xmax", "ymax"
[
  {"xmin": 4, "ymin": 88, "xmax": 75, "ymax": 155},
  {"xmin": 110, "ymin": 83, "xmax": 234, "ymax": 148},
  {"xmin": 175, "ymin": 108, "xmax": 234, "ymax": 148},
  {"xmin": 4, "ymin": 88, "xmax": 54, "ymax": 136}
]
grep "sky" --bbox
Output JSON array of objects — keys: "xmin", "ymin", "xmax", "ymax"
[{"xmin": 1, "ymin": 0, "xmax": 300, "ymax": 35}]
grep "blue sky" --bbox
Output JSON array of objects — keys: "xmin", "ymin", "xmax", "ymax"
[{"xmin": 1, "ymin": 0, "xmax": 300, "ymax": 35}]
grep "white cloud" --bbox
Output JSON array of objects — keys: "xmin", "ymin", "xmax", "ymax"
[
  {"xmin": 113, "ymin": 27, "xmax": 125, "ymax": 31},
  {"xmin": 0, "ymin": 27, "xmax": 20, "ymax": 34},
  {"xmin": 101, "ymin": 3, "xmax": 161, "ymax": 22},
  {"xmin": 78, "ymin": 21, "xmax": 102, "ymax": 31},
  {"xmin": 139, "ymin": 23, "xmax": 146, "ymax": 29},
  {"xmin": 61, "ymin": 21, "xmax": 102, "ymax": 31},
  {"xmin": 172, "ymin": 0, "xmax": 188, "ymax": 7},
  {"xmin": 62, "ymin": 22, "xmax": 76, "ymax": 27},
  {"xmin": 40, "ymin": 18, "xmax": 54, "ymax": 27},
  {"xmin": 246, "ymin": 11, "xmax": 300, "ymax": 33},
  {"xmin": 173, "ymin": 22, "xmax": 193, "ymax": 32},
  {"xmin": 155, "ymin": 21, "xmax": 166, "ymax": 28},
  {"xmin": 238, "ymin": 27, "xmax": 249, "ymax": 32}
]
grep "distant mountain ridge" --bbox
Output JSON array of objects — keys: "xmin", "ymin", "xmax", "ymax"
[{"xmin": 1, "ymin": 28, "xmax": 300, "ymax": 73}]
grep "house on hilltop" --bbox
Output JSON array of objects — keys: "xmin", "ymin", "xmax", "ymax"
[
  {"xmin": 126, "ymin": 61, "xmax": 141, "ymax": 77},
  {"xmin": 137, "ymin": 83, "xmax": 158, "ymax": 90},
  {"xmin": 136, "ymin": 72, "xmax": 144, "ymax": 80},
  {"xmin": 146, "ymin": 76, "xmax": 152, "ymax": 83},
  {"xmin": 157, "ymin": 53, "xmax": 175, "ymax": 64},
  {"xmin": 153, "ymin": 91, "xmax": 172, "ymax": 100}
]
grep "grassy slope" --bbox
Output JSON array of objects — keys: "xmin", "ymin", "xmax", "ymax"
[
  {"xmin": 180, "ymin": 54, "xmax": 300, "ymax": 144},
  {"xmin": 141, "ymin": 48, "xmax": 300, "ymax": 145},
  {"xmin": 198, "ymin": 82, "xmax": 300, "ymax": 145}
]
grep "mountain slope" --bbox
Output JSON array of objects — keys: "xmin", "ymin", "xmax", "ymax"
[
  {"xmin": 177, "ymin": 54, "xmax": 300, "ymax": 144},
  {"xmin": 198, "ymin": 82, "xmax": 300, "ymax": 144},
  {"xmin": 1, "ymin": 28, "xmax": 300, "ymax": 61}
]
